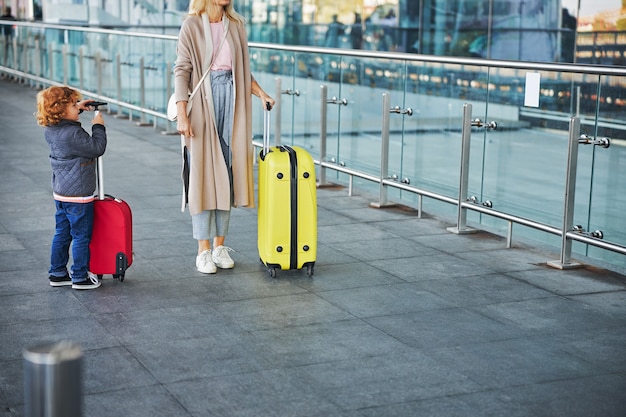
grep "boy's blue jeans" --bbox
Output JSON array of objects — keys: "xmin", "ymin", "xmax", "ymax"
[{"xmin": 49, "ymin": 200, "xmax": 94, "ymax": 283}]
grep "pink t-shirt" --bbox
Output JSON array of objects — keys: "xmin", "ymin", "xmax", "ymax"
[{"xmin": 210, "ymin": 22, "xmax": 231, "ymax": 71}]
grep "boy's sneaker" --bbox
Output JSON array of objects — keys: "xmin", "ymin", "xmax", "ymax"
[
  {"xmin": 196, "ymin": 250, "xmax": 217, "ymax": 274},
  {"xmin": 72, "ymin": 272, "xmax": 101, "ymax": 290},
  {"xmin": 49, "ymin": 274, "xmax": 72, "ymax": 287},
  {"xmin": 212, "ymin": 245, "xmax": 235, "ymax": 269}
]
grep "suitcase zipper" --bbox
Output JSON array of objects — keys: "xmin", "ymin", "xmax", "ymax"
[{"xmin": 280, "ymin": 145, "xmax": 299, "ymax": 270}]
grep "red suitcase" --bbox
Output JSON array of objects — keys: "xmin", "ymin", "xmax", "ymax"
[{"xmin": 88, "ymin": 154, "xmax": 133, "ymax": 281}]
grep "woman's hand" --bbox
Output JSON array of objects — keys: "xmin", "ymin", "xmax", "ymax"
[
  {"xmin": 176, "ymin": 101, "xmax": 193, "ymax": 137},
  {"xmin": 260, "ymin": 93, "xmax": 275, "ymax": 111},
  {"xmin": 177, "ymin": 114, "xmax": 193, "ymax": 137},
  {"xmin": 251, "ymin": 78, "xmax": 275, "ymax": 110}
]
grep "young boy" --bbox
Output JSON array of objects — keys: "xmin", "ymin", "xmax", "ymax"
[{"xmin": 35, "ymin": 86, "xmax": 107, "ymax": 290}]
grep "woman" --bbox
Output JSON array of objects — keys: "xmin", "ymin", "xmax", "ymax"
[{"xmin": 173, "ymin": 0, "xmax": 274, "ymax": 274}]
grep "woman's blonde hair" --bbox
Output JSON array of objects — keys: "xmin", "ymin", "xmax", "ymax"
[
  {"xmin": 35, "ymin": 86, "xmax": 81, "ymax": 127},
  {"xmin": 188, "ymin": 0, "xmax": 245, "ymax": 24}
]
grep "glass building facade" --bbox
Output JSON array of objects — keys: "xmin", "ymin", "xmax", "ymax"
[{"xmin": 3, "ymin": 0, "xmax": 625, "ymax": 64}]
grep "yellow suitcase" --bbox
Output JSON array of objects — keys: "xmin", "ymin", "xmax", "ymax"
[{"xmin": 258, "ymin": 108, "xmax": 317, "ymax": 278}]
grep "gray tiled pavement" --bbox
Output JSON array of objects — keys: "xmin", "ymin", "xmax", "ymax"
[{"xmin": 1, "ymin": 78, "xmax": 626, "ymax": 417}]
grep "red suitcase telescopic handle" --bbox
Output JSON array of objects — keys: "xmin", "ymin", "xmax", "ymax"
[{"xmin": 95, "ymin": 109, "xmax": 106, "ymax": 201}]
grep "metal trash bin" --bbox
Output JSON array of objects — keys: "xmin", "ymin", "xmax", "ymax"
[{"xmin": 23, "ymin": 341, "xmax": 83, "ymax": 417}]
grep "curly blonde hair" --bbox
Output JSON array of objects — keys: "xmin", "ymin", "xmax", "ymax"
[{"xmin": 35, "ymin": 86, "xmax": 81, "ymax": 127}]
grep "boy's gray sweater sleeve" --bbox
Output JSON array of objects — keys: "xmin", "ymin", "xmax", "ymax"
[{"xmin": 68, "ymin": 123, "xmax": 106, "ymax": 158}]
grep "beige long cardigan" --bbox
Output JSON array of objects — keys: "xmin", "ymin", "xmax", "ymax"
[{"xmin": 173, "ymin": 14, "xmax": 255, "ymax": 215}]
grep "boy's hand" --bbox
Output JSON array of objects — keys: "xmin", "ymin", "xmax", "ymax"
[
  {"xmin": 92, "ymin": 111, "xmax": 104, "ymax": 125},
  {"xmin": 77, "ymin": 99, "xmax": 95, "ymax": 112}
]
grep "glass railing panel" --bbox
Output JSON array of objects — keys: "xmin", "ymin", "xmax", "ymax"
[
  {"xmin": 90, "ymin": 31, "xmax": 110, "ymax": 101},
  {"xmin": 250, "ymin": 48, "xmax": 293, "ymax": 144},
  {"xmin": 581, "ymin": 73, "xmax": 626, "ymax": 269},
  {"xmin": 39, "ymin": 27, "xmax": 65, "ymax": 82},
  {"xmin": 381, "ymin": 61, "xmax": 409, "ymax": 204},
  {"xmin": 17, "ymin": 26, "xmax": 34, "ymax": 77},
  {"xmin": 61, "ymin": 29, "xmax": 78, "ymax": 85},
  {"xmin": 314, "ymin": 52, "xmax": 344, "ymax": 175},
  {"xmin": 395, "ymin": 61, "xmax": 491, "ymax": 208},
  {"xmin": 158, "ymin": 37, "xmax": 176, "ymax": 116},
  {"xmin": 563, "ymin": 72, "xmax": 601, "ymax": 258},
  {"xmin": 327, "ymin": 57, "xmax": 390, "ymax": 175},
  {"xmin": 29, "ymin": 28, "xmax": 54, "ymax": 79},
  {"xmin": 0, "ymin": 25, "xmax": 11, "ymax": 67},
  {"xmin": 159, "ymin": 38, "xmax": 177, "ymax": 115},
  {"xmin": 330, "ymin": 56, "xmax": 405, "ymax": 179},
  {"xmin": 477, "ymin": 68, "xmax": 572, "ymax": 235},
  {"xmin": 288, "ymin": 52, "xmax": 325, "ymax": 152},
  {"xmin": 249, "ymin": 49, "xmax": 347, "ymax": 160},
  {"xmin": 265, "ymin": 51, "xmax": 298, "ymax": 146},
  {"xmin": 123, "ymin": 33, "xmax": 146, "ymax": 112},
  {"xmin": 143, "ymin": 35, "xmax": 177, "ymax": 118},
  {"xmin": 334, "ymin": 55, "xmax": 367, "ymax": 144},
  {"xmin": 11, "ymin": 26, "xmax": 23, "ymax": 76},
  {"xmin": 333, "ymin": 56, "xmax": 364, "ymax": 133},
  {"xmin": 24, "ymin": 26, "xmax": 49, "ymax": 81},
  {"xmin": 142, "ymin": 37, "xmax": 168, "ymax": 119},
  {"xmin": 108, "ymin": 33, "xmax": 133, "ymax": 108},
  {"xmin": 61, "ymin": 30, "xmax": 82, "ymax": 87}
]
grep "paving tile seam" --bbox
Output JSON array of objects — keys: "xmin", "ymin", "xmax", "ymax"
[
  {"xmin": 428, "ymin": 331, "xmax": 595, "ymax": 352},
  {"xmin": 563, "ymin": 289, "xmax": 626, "ymax": 298},
  {"xmin": 351, "ymin": 386, "xmax": 525, "ymax": 411}
]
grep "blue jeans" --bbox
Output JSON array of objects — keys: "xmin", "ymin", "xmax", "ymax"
[
  {"xmin": 192, "ymin": 209, "xmax": 231, "ymax": 241},
  {"xmin": 49, "ymin": 200, "xmax": 94, "ymax": 283}
]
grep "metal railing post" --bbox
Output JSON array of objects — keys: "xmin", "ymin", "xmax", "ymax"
[
  {"xmin": 548, "ymin": 117, "xmax": 583, "ymax": 269},
  {"xmin": 62, "ymin": 44, "xmax": 68, "ymax": 85},
  {"xmin": 274, "ymin": 77, "xmax": 282, "ymax": 146},
  {"xmin": 318, "ymin": 85, "xmax": 347, "ymax": 188},
  {"xmin": 319, "ymin": 84, "xmax": 328, "ymax": 186},
  {"xmin": 11, "ymin": 37, "xmax": 17, "ymax": 79},
  {"xmin": 136, "ymin": 57, "xmax": 149, "ymax": 126},
  {"xmin": 47, "ymin": 43, "xmax": 54, "ymax": 80},
  {"xmin": 371, "ymin": 92, "xmax": 392, "ymax": 208},
  {"xmin": 34, "ymin": 39, "xmax": 42, "ymax": 88},
  {"xmin": 16, "ymin": 37, "xmax": 22, "ymax": 82},
  {"xmin": 95, "ymin": 51, "xmax": 102, "ymax": 99},
  {"xmin": 115, "ymin": 53, "xmax": 124, "ymax": 118},
  {"xmin": 23, "ymin": 39, "xmax": 30, "ymax": 85},
  {"xmin": 162, "ymin": 60, "xmax": 178, "ymax": 135},
  {"xmin": 78, "ymin": 47, "xmax": 84, "ymax": 91},
  {"xmin": 448, "ymin": 103, "xmax": 476, "ymax": 234},
  {"xmin": 371, "ymin": 93, "xmax": 412, "ymax": 208}
]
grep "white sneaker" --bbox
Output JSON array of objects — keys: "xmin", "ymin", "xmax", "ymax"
[
  {"xmin": 212, "ymin": 245, "xmax": 235, "ymax": 269},
  {"xmin": 196, "ymin": 250, "xmax": 217, "ymax": 274}
]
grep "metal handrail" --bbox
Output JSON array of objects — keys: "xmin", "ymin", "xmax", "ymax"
[
  {"xmin": 2, "ymin": 19, "xmax": 626, "ymax": 77},
  {"xmin": 0, "ymin": 19, "xmax": 177, "ymax": 40}
]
